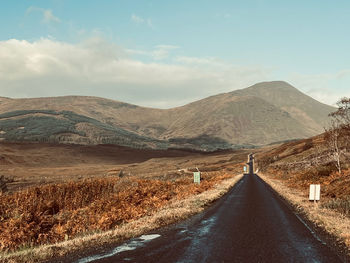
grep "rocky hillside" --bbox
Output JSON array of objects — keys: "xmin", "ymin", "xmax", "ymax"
[{"xmin": 0, "ymin": 81, "xmax": 335, "ymax": 150}]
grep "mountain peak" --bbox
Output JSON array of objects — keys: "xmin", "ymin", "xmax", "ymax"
[
  {"xmin": 245, "ymin": 81, "xmax": 297, "ymax": 91},
  {"xmin": 229, "ymin": 81, "xmax": 301, "ymax": 100}
]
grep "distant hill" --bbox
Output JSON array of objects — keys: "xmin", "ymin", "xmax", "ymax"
[
  {"xmin": 0, "ymin": 81, "xmax": 335, "ymax": 150},
  {"xmin": 0, "ymin": 109, "xmax": 168, "ymax": 149},
  {"xmin": 231, "ymin": 81, "xmax": 334, "ymax": 135}
]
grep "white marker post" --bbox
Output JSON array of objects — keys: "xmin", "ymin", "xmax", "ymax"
[
  {"xmin": 309, "ymin": 184, "xmax": 320, "ymax": 203},
  {"xmin": 193, "ymin": 167, "xmax": 200, "ymax": 184}
]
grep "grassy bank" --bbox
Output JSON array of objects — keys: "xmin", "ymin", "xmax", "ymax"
[
  {"xmin": 259, "ymin": 173, "xmax": 350, "ymax": 259},
  {"xmin": 0, "ymin": 172, "xmax": 243, "ymax": 263}
]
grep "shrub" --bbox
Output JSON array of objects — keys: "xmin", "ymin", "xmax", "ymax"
[
  {"xmin": 322, "ymin": 197, "xmax": 350, "ymax": 216},
  {"xmin": 0, "ymin": 172, "xmax": 232, "ymax": 251},
  {"xmin": 0, "ymin": 175, "xmax": 8, "ymax": 193}
]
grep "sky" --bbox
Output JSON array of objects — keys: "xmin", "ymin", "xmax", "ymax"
[{"xmin": 0, "ymin": 0, "xmax": 349, "ymax": 108}]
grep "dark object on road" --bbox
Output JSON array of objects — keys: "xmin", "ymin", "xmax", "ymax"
[{"xmin": 245, "ymin": 153, "xmax": 255, "ymax": 175}]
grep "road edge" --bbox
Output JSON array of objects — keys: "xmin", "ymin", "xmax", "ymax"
[
  {"xmin": 0, "ymin": 174, "xmax": 244, "ymax": 263},
  {"xmin": 258, "ymin": 173, "xmax": 350, "ymax": 262}
]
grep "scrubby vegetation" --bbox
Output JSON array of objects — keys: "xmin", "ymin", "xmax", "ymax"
[
  {"xmin": 0, "ymin": 176, "xmax": 8, "ymax": 193},
  {"xmin": 169, "ymin": 135, "xmax": 233, "ymax": 151},
  {"xmin": 322, "ymin": 196, "xmax": 350, "ymax": 216},
  {"xmin": 0, "ymin": 110, "xmax": 168, "ymax": 149},
  {"xmin": 257, "ymin": 97, "xmax": 350, "ymax": 218},
  {"xmin": 0, "ymin": 175, "xmax": 14, "ymax": 193},
  {"xmin": 0, "ymin": 171, "xmax": 233, "ymax": 252}
]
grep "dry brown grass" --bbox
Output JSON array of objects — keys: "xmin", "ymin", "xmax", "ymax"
[
  {"xmin": 259, "ymin": 173, "xmax": 350, "ymax": 256},
  {"xmin": 0, "ymin": 172, "xmax": 232, "ymax": 251},
  {"xmin": 0, "ymin": 174, "xmax": 243, "ymax": 263},
  {"xmin": 0, "ymin": 141, "xmax": 247, "ymax": 192},
  {"xmin": 323, "ymin": 197, "xmax": 350, "ymax": 216},
  {"xmin": 257, "ymin": 131, "xmax": 350, "ymax": 214},
  {"xmin": 0, "ymin": 141, "xmax": 247, "ymax": 262}
]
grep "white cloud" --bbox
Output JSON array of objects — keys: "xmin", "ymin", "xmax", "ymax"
[
  {"xmin": 176, "ymin": 56, "xmax": 217, "ymax": 65},
  {"xmin": 27, "ymin": 6, "xmax": 61, "ymax": 24},
  {"xmin": 2, "ymin": 38, "xmax": 347, "ymax": 108},
  {"xmin": 131, "ymin": 14, "xmax": 153, "ymax": 28},
  {"xmin": 126, "ymin": 45, "xmax": 180, "ymax": 61},
  {"xmin": 286, "ymin": 71, "xmax": 350, "ymax": 106},
  {"xmin": 131, "ymin": 14, "xmax": 144, "ymax": 24},
  {"xmin": 335, "ymin": 70, "xmax": 350, "ymax": 80},
  {"xmin": 152, "ymin": 45, "xmax": 179, "ymax": 60},
  {"xmin": 175, "ymin": 56, "xmax": 229, "ymax": 69},
  {"xmin": 42, "ymin": 9, "xmax": 61, "ymax": 23},
  {"xmin": 0, "ymin": 38, "xmax": 272, "ymax": 108}
]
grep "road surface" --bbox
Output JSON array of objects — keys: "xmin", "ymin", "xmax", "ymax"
[{"xmin": 75, "ymin": 174, "xmax": 342, "ymax": 263}]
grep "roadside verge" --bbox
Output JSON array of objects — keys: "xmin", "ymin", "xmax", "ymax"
[
  {"xmin": 258, "ymin": 173, "xmax": 350, "ymax": 261},
  {"xmin": 1, "ymin": 174, "xmax": 243, "ymax": 263}
]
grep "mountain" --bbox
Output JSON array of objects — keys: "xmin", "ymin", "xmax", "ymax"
[
  {"xmin": 231, "ymin": 81, "xmax": 333, "ymax": 135},
  {"xmin": 0, "ymin": 81, "xmax": 336, "ymax": 150}
]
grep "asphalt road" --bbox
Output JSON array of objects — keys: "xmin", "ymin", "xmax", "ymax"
[{"xmin": 76, "ymin": 174, "xmax": 343, "ymax": 263}]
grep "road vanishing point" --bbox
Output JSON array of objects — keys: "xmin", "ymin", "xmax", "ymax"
[{"xmin": 73, "ymin": 174, "xmax": 343, "ymax": 263}]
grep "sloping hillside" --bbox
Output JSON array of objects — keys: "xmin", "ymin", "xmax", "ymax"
[
  {"xmin": 256, "ymin": 132, "xmax": 350, "ymax": 199},
  {"xmin": 162, "ymin": 95, "xmax": 308, "ymax": 145},
  {"xmin": 0, "ymin": 110, "xmax": 168, "ymax": 149},
  {"xmin": 232, "ymin": 81, "xmax": 335, "ymax": 134},
  {"xmin": 0, "ymin": 81, "xmax": 335, "ymax": 149}
]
